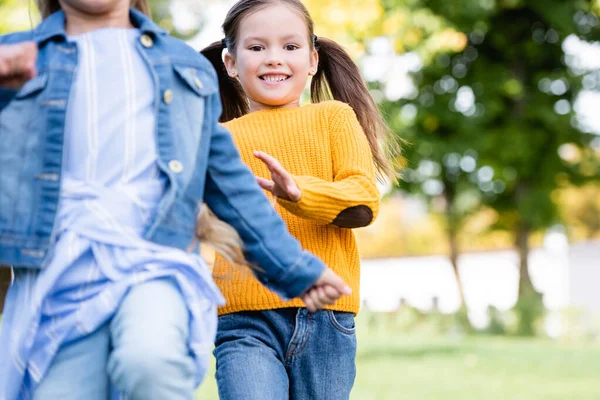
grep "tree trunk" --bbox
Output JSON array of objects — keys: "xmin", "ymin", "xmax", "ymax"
[
  {"xmin": 443, "ymin": 186, "xmax": 473, "ymax": 332},
  {"xmin": 514, "ymin": 221, "xmax": 544, "ymax": 336},
  {"xmin": 516, "ymin": 223, "xmax": 535, "ymax": 297},
  {"xmin": 448, "ymin": 221, "xmax": 467, "ymax": 309}
]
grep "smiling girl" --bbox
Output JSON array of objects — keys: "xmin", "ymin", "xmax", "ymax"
[{"xmin": 201, "ymin": 0, "xmax": 399, "ymax": 398}]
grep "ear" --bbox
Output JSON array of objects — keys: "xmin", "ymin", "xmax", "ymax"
[
  {"xmin": 224, "ymin": 52, "xmax": 238, "ymax": 78},
  {"xmin": 309, "ymin": 49, "xmax": 319, "ymax": 76}
]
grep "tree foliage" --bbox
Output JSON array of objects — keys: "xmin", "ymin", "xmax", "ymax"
[{"xmin": 373, "ymin": 0, "xmax": 600, "ymax": 334}]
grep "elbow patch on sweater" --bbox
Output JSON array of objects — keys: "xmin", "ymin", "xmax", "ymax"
[{"xmin": 332, "ymin": 205, "xmax": 373, "ymax": 228}]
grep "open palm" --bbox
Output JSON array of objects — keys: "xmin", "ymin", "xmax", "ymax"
[{"xmin": 253, "ymin": 151, "xmax": 301, "ymax": 202}]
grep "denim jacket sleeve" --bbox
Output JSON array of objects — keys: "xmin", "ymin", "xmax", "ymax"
[{"xmin": 203, "ymin": 93, "xmax": 325, "ymax": 300}]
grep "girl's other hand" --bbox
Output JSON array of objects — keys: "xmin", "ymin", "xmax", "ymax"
[
  {"xmin": 254, "ymin": 151, "xmax": 301, "ymax": 202},
  {"xmin": 301, "ymin": 268, "xmax": 352, "ymax": 312},
  {"xmin": 0, "ymin": 42, "xmax": 38, "ymax": 89}
]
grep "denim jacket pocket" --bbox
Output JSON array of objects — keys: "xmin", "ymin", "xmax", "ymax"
[
  {"xmin": 172, "ymin": 65, "xmax": 217, "ymax": 97},
  {"xmin": 327, "ymin": 310, "xmax": 356, "ymax": 335},
  {"xmin": 168, "ymin": 65, "xmax": 216, "ymax": 180}
]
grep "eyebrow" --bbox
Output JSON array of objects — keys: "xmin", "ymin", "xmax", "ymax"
[{"xmin": 243, "ymin": 34, "xmax": 304, "ymax": 43}]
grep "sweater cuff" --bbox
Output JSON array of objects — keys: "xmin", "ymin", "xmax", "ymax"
[
  {"xmin": 276, "ymin": 196, "xmax": 304, "ymax": 217},
  {"xmin": 276, "ymin": 175, "xmax": 336, "ymax": 224}
]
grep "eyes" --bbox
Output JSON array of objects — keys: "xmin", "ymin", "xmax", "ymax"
[{"xmin": 248, "ymin": 44, "xmax": 300, "ymax": 52}]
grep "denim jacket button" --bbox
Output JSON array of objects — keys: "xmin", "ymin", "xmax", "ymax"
[
  {"xmin": 168, "ymin": 160, "xmax": 184, "ymax": 173},
  {"xmin": 193, "ymin": 77, "xmax": 203, "ymax": 89},
  {"xmin": 140, "ymin": 34, "xmax": 153, "ymax": 48},
  {"xmin": 163, "ymin": 89, "xmax": 174, "ymax": 104}
]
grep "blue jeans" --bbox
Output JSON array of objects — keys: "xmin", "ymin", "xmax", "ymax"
[
  {"xmin": 32, "ymin": 280, "xmax": 196, "ymax": 400},
  {"xmin": 214, "ymin": 308, "xmax": 357, "ymax": 400}
]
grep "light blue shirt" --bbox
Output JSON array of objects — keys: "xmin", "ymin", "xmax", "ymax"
[{"xmin": 0, "ymin": 28, "xmax": 224, "ymax": 399}]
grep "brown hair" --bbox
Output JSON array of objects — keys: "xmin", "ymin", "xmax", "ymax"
[
  {"xmin": 36, "ymin": 0, "xmax": 151, "ymax": 19},
  {"xmin": 201, "ymin": 0, "xmax": 400, "ymax": 180}
]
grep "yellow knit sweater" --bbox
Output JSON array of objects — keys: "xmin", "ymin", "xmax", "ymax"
[{"xmin": 213, "ymin": 100, "xmax": 380, "ymax": 315}]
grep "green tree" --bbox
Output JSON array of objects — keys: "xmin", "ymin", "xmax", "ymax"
[{"xmin": 380, "ymin": 0, "xmax": 600, "ymax": 335}]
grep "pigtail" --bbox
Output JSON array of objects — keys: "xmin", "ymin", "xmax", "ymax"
[
  {"xmin": 311, "ymin": 37, "xmax": 402, "ymax": 181},
  {"xmin": 200, "ymin": 41, "xmax": 248, "ymax": 123}
]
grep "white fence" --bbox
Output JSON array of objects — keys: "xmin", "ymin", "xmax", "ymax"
[{"xmin": 360, "ymin": 238, "xmax": 599, "ymax": 330}]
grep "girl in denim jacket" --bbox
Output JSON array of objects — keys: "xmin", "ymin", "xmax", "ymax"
[
  {"xmin": 0, "ymin": 0, "xmax": 351, "ymax": 398},
  {"xmin": 199, "ymin": 1, "xmax": 399, "ymax": 398}
]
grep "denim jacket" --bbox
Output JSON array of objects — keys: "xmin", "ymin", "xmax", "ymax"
[{"xmin": 0, "ymin": 9, "xmax": 324, "ymax": 299}]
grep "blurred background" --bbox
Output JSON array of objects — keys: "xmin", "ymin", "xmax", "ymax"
[{"xmin": 2, "ymin": 0, "xmax": 600, "ymax": 398}]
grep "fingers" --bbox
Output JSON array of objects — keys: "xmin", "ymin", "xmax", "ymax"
[
  {"xmin": 301, "ymin": 283, "xmax": 346, "ymax": 312},
  {"xmin": 253, "ymin": 150, "xmax": 281, "ymax": 170},
  {"xmin": 256, "ymin": 176, "xmax": 275, "ymax": 192},
  {"xmin": 301, "ymin": 271, "xmax": 353, "ymax": 313},
  {"xmin": 309, "ymin": 287, "xmax": 325, "ymax": 310},
  {"xmin": 332, "ymin": 276, "xmax": 353, "ymax": 296},
  {"xmin": 254, "ymin": 151, "xmax": 289, "ymax": 182},
  {"xmin": 16, "ymin": 42, "xmax": 37, "ymax": 78},
  {"xmin": 301, "ymin": 269, "xmax": 353, "ymax": 313},
  {"xmin": 302, "ymin": 292, "xmax": 317, "ymax": 312},
  {"xmin": 322, "ymin": 285, "xmax": 339, "ymax": 304},
  {"xmin": 316, "ymin": 285, "xmax": 339, "ymax": 306},
  {"xmin": 316, "ymin": 269, "xmax": 352, "ymax": 296},
  {"xmin": 253, "ymin": 151, "xmax": 301, "ymax": 201},
  {"xmin": 303, "ymin": 288, "xmax": 325, "ymax": 311},
  {"xmin": 0, "ymin": 42, "xmax": 38, "ymax": 88}
]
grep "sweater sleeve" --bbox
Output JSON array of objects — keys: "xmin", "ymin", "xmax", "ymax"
[{"xmin": 277, "ymin": 104, "xmax": 380, "ymax": 228}]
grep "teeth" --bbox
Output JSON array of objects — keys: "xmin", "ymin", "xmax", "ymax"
[{"xmin": 262, "ymin": 75, "xmax": 288, "ymax": 82}]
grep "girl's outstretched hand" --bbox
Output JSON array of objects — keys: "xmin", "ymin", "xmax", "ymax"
[
  {"xmin": 0, "ymin": 42, "xmax": 38, "ymax": 89},
  {"xmin": 253, "ymin": 151, "xmax": 301, "ymax": 202},
  {"xmin": 301, "ymin": 268, "xmax": 352, "ymax": 312}
]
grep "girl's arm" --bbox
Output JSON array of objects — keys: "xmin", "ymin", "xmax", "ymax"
[
  {"xmin": 203, "ymin": 92, "xmax": 327, "ymax": 300},
  {"xmin": 262, "ymin": 105, "xmax": 380, "ymax": 229}
]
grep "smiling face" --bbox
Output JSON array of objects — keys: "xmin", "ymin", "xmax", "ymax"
[{"xmin": 224, "ymin": 3, "xmax": 318, "ymax": 112}]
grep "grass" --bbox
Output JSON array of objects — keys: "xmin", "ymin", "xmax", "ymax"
[{"xmin": 196, "ymin": 313, "xmax": 600, "ymax": 399}]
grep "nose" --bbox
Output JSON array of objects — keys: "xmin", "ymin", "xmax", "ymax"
[{"xmin": 264, "ymin": 48, "xmax": 284, "ymax": 67}]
